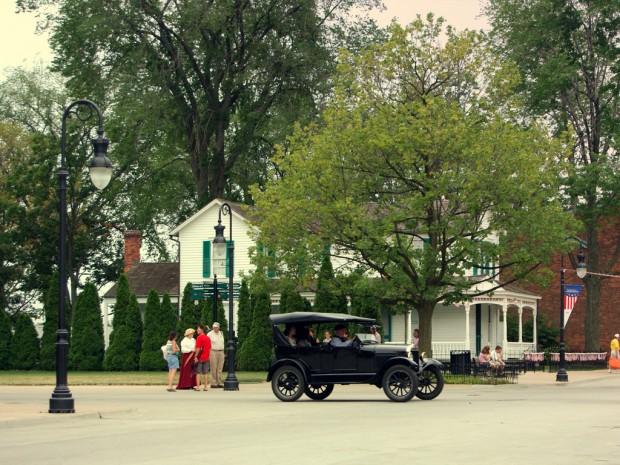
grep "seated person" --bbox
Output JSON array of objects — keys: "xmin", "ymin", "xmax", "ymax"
[
  {"xmin": 478, "ymin": 345, "xmax": 492, "ymax": 369},
  {"xmin": 330, "ymin": 324, "xmax": 353, "ymax": 347},
  {"xmin": 296, "ymin": 326, "xmax": 314, "ymax": 348},
  {"xmin": 284, "ymin": 325, "xmax": 298, "ymax": 347},
  {"xmin": 491, "ymin": 345, "xmax": 506, "ymax": 373}
]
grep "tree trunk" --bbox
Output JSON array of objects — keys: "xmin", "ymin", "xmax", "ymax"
[
  {"xmin": 417, "ymin": 301, "xmax": 436, "ymax": 356},
  {"xmin": 584, "ymin": 276, "xmax": 602, "ymax": 351}
]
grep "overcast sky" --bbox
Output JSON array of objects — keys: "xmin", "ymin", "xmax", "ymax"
[{"xmin": 0, "ymin": 0, "xmax": 487, "ymax": 78}]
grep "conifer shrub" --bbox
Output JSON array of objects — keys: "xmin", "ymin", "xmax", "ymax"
[
  {"xmin": 69, "ymin": 282, "xmax": 105, "ymax": 371},
  {"xmin": 236, "ymin": 279, "xmax": 252, "ymax": 353},
  {"xmin": 107, "ymin": 274, "xmax": 131, "ymax": 347},
  {"xmin": 10, "ymin": 313, "xmax": 40, "ymax": 370},
  {"xmin": 39, "ymin": 272, "xmax": 59, "ymax": 370},
  {"xmin": 140, "ymin": 290, "xmax": 167, "ymax": 371},
  {"xmin": 237, "ymin": 290, "xmax": 273, "ymax": 371},
  {"xmin": 314, "ymin": 253, "xmax": 347, "ymax": 313},
  {"xmin": 105, "ymin": 294, "xmax": 143, "ymax": 371},
  {"xmin": 0, "ymin": 309, "xmax": 13, "ymax": 370},
  {"xmin": 177, "ymin": 282, "xmax": 201, "ymax": 336}
]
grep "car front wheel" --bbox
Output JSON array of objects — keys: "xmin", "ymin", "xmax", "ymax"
[
  {"xmin": 305, "ymin": 384, "xmax": 334, "ymax": 400},
  {"xmin": 382, "ymin": 365, "xmax": 419, "ymax": 402},
  {"xmin": 416, "ymin": 365, "xmax": 445, "ymax": 400},
  {"xmin": 272, "ymin": 366, "xmax": 306, "ymax": 402}
]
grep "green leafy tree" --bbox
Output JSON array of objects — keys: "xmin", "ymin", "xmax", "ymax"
[
  {"xmin": 140, "ymin": 290, "xmax": 166, "ymax": 371},
  {"xmin": 0, "ymin": 309, "xmax": 13, "ymax": 370},
  {"xmin": 236, "ymin": 279, "xmax": 252, "ymax": 352},
  {"xmin": 350, "ymin": 278, "xmax": 383, "ymax": 328},
  {"xmin": 10, "ymin": 313, "xmax": 39, "ymax": 370},
  {"xmin": 313, "ymin": 253, "xmax": 348, "ymax": 314},
  {"xmin": 68, "ymin": 282, "xmax": 105, "ymax": 371},
  {"xmin": 177, "ymin": 282, "xmax": 201, "ymax": 336},
  {"xmin": 237, "ymin": 289, "xmax": 273, "ymax": 371},
  {"xmin": 251, "ymin": 18, "xmax": 576, "ymax": 354},
  {"xmin": 104, "ymin": 294, "xmax": 143, "ymax": 371},
  {"xmin": 39, "ymin": 272, "xmax": 59, "ymax": 370},
  {"xmin": 485, "ymin": 0, "xmax": 620, "ymax": 351}
]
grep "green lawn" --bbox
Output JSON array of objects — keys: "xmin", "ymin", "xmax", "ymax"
[
  {"xmin": 0, "ymin": 370, "xmax": 514, "ymax": 385},
  {"xmin": 0, "ymin": 371, "xmax": 268, "ymax": 385}
]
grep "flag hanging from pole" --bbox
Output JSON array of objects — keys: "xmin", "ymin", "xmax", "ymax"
[{"xmin": 563, "ymin": 285, "xmax": 583, "ymax": 328}]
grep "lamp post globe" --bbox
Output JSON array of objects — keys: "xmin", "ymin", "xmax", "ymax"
[{"xmin": 49, "ymin": 100, "xmax": 112, "ymax": 413}]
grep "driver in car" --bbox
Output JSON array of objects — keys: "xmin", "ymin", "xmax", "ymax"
[{"xmin": 330, "ymin": 324, "xmax": 353, "ymax": 347}]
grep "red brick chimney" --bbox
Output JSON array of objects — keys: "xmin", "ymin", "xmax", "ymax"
[{"xmin": 123, "ymin": 230, "xmax": 142, "ymax": 273}]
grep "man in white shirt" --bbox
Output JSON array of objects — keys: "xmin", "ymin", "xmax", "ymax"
[
  {"xmin": 207, "ymin": 322, "xmax": 225, "ymax": 388},
  {"xmin": 370, "ymin": 325, "xmax": 382, "ymax": 343}
]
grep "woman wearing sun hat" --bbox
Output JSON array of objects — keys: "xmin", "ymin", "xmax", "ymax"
[{"xmin": 176, "ymin": 328, "xmax": 197, "ymax": 390}]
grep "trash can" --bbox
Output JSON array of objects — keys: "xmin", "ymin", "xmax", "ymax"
[{"xmin": 450, "ymin": 350, "xmax": 471, "ymax": 375}]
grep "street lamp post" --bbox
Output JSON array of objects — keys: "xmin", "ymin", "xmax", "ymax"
[
  {"xmin": 49, "ymin": 100, "xmax": 113, "ymax": 413},
  {"xmin": 557, "ymin": 248, "xmax": 587, "ymax": 383},
  {"xmin": 213, "ymin": 202, "xmax": 239, "ymax": 391}
]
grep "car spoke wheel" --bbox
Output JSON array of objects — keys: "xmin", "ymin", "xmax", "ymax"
[
  {"xmin": 382, "ymin": 365, "xmax": 418, "ymax": 402},
  {"xmin": 272, "ymin": 366, "xmax": 306, "ymax": 402},
  {"xmin": 416, "ymin": 365, "xmax": 445, "ymax": 400},
  {"xmin": 305, "ymin": 384, "xmax": 334, "ymax": 400}
]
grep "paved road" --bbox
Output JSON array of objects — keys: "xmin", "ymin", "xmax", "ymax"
[{"xmin": 1, "ymin": 371, "xmax": 619, "ymax": 465}]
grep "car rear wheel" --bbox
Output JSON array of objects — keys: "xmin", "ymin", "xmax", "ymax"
[
  {"xmin": 382, "ymin": 365, "xmax": 419, "ymax": 402},
  {"xmin": 416, "ymin": 365, "xmax": 445, "ymax": 400},
  {"xmin": 305, "ymin": 384, "xmax": 334, "ymax": 400},
  {"xmin": 272, "ymin": 366, "xmax": 306, "ymax": 402}
]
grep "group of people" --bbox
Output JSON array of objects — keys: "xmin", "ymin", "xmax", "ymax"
[
  {"xmin": 284, "ymin": 323, "xmax": 383, "ymax": 347},
  {"xmin": 478, "ymin": 345, "xmax": 506, "ymax": 374},
  {"xmin": 164, "ymin": 322, "xmax": 226, "ymax": 392}
]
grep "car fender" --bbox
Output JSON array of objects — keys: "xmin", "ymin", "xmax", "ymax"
[
  {"xmin": 420, "ymin": 358, "xmax": 444, "ymax": 372},
  {"xmin": 373, "ymin": 356, "xmax": 419, "ymax": 385},
  {"xmin": 266, "ymin": 358, "xmax": 311, "ymax": 382}
]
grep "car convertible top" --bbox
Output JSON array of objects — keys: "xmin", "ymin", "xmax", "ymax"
[{"xmin": 269, "ymin": 312, "xmax": 375, "ymax": 326}]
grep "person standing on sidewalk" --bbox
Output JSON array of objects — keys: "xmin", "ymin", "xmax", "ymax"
[
  {"xmin": 207, "ymin": 322, "xmax": 225, "ymax": 388},
  {"xmin": 194, "ymin": 324, "xmax": 212, "ymax": 391},
  {"xmin": 610, "ymin": 334, "xmax": 620, "ymax": 372}
]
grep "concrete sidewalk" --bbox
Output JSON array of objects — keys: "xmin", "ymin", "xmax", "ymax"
[{"xmin": 1, "ymin": 369, "xmax": 615, "ymax": 425}]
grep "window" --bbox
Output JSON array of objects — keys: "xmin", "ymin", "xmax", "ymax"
[{"xmin": 202, "ymin": 241, "xmax": 211, "ymax": 278}]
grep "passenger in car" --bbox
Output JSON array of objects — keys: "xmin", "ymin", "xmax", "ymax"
[
  {"xmin": 330, "ymin": 323, "xmax": 352, "ymax": 347},
  {"xmin": 284, "ymin": 325, "xmax": 298, "ymax": 346}
]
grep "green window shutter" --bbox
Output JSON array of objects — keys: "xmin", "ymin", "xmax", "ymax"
[
  {"xmin": 267, "ymin": 249, "xmax": 276, "ymax": 278},
  {"xmin": 203, "ymin": 241, "xmax": 211, "ymax": 278},
  {"xmin": 225, "ymin": 240, "xmax": 235, "ymax": 277}
]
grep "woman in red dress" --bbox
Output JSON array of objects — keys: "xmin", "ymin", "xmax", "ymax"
[{"xmin": 176, "ymin": 328, "xmax": 197, "ymax": 390}]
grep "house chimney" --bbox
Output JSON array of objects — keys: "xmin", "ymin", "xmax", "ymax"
[{"xmin": 123, "ymin": 230, "xmax": 142, "ymax": 273}]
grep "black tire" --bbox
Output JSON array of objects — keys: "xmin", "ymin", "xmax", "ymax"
[
  {"xmin": 382, "ymin": 365, "xmax": 419, "ymax": 402},
  {"xmin": 416, "ymin": 365, "xmax": 445, "ymax": 400},
  {"xmin": 272, "ymin": 366, "xmax": 306, "ymax": 402},
  {"xmin": 305, "ymin": 384, "xmax": 334, "ymax": 400}
]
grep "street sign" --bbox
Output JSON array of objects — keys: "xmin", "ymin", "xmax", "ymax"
[{"xmin": 191, "ymin": 282, "xmax": 240, "ymax": 301}]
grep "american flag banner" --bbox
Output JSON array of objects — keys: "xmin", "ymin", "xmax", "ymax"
[{"xmin": 563, "ymin": 285, "xmax": 583, "ymax": 328}]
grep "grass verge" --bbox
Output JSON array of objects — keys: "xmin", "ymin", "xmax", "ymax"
[{"xmin": 0, "ymin": 371, "xmax": 268, "ymax": 386}]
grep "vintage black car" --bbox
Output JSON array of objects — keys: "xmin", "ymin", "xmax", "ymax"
[{"xmin": 267, "ymin": 312, "xmax": 444, "ymax": 402}]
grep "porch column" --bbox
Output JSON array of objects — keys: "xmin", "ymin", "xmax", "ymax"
[
  {"xmin": 464, "ymin": 305, "xmax": 471, "ymax": 350},
  {"xmin": 532, "ymin": 307, "xmax": 538, "ymax": 349},
  {"xmin": 518, "ymin": 307, "xmax": 523, "ymax": 343},
  {"xmin": 502, "ymin": 305, "xmax": 508, "ymax": 349}
]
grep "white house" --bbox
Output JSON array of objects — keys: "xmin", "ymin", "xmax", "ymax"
[{"xmin": 105, "ymin": 199, "xmax": 539, "ymax": 358}]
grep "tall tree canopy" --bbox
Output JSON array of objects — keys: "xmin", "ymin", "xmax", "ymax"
[
  {"xmin": 20, "ymin": 0, "xmax": 383, "ymax": 206},
  {"xmin": 485, "ymin": 0, "xmax": 620, "ymax": 350},
  {"xmin": 251, "ymin": 17, "xmax": 576, "ymax": 353}
]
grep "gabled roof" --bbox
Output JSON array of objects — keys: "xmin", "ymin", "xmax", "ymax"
[
  {"xmin": 104, "ymin": 262, "xmax": 180, "ymax": 298},
  {"xmin": 169, "ymin": 198, "xmax": 255, "ymax": 236}
]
